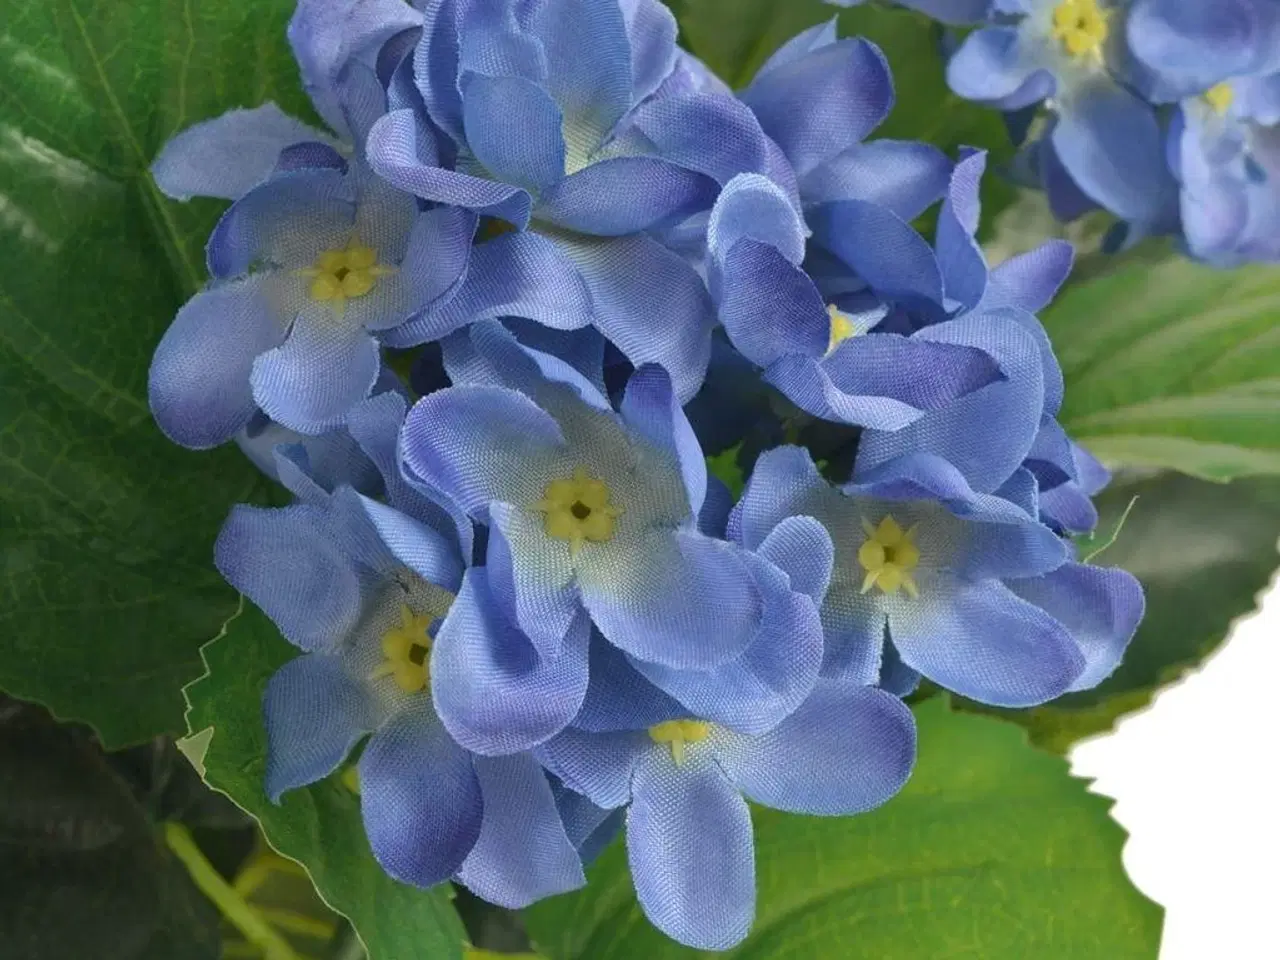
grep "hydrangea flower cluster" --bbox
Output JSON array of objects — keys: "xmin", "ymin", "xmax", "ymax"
[
  {"xmin": 151, "ymin": 0, "xmax": 1143, "ymax": 950},
  {"xmin": 837, "ymin": 0, "xmax": 1280, "ymax": 265}
]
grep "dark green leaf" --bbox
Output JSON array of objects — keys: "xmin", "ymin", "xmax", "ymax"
[
  {"xmin": 524, "ymin": 698, "xmax": 1162, "ymax": 959},
  {"xmin": 677, "ymin": 0, "xmax": 832, "ymax": 89},
  {"xmin": 183, "ymin": 603, "xmax": 468, "ymax": 960},
  {"xmin": 1046, "ymin": 256, "xmax": 1280, "ymax": 480},
  {"xmin": 0, "ymin": 698, "xmax": 222, "ymax": 960},
  {"xmin": 0, "ymin": 0, "xmax": 310, "ymax": 745},
  {"xmin": 970, "ymin": 471, "xmax": 1280, "ymax": 751}
]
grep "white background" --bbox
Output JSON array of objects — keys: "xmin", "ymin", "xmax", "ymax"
[{"xmin": 1070, "ymin": 579, "xmax": 1280, "ymax": 957}]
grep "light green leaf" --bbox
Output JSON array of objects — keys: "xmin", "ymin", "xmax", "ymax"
[
  {"xmin": 524, "ymin": 698, "xmax": 1162, "ymax": 959},
  {"xmin": 969, "ymin": 470, "xmax": 1280, "ymax": 752},
  {"xmin": 0, "ymin": 0, "xmax": 313, "ymax": 746},
  {"xmin": 183, "ymin": 602, "xmax": 468, "ymax": 960},
  {"xmin": 1046, "ymin": 256, "xmax": 1280, "ymax": 480}
]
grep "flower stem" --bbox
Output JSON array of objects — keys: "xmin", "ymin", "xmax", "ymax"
[{"xmin": 163, "ymin": 822, "xmax": 300, "ymax": 960}]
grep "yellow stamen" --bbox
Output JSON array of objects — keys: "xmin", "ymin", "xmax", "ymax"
[
  {"xmin": 826, "ymin": 304, "xmax": 859, "ymax": 354},
  {"xmin": 1204, "ymin": 82, "xmax": 1234, "ymax": 116},
  {"xmin": 857, "ymin": 514, "xmax": 922, "ymax": 598},
  {"xmin": 296, "ymin": 237, "xmax": 396, "ymax": 316},
  {"xmin": 371, "ymin": 604, "xmax": 436, "ymax": 693},
  {"xmin": 649, "ymin": 719, "xmax": 712, "ymax": 766},
  {"xmin": 535, "ymin": 467, "xmax": 624, "ymax": 557},
  {"xmin": 1051, "ymin": 0, "xmax": 1110, "ymax": 61}
]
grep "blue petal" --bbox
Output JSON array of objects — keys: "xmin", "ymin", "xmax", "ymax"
[
  {"xmin": 373, "ymin": 204, "xmax": 477, "ymax": 332},
  {"xmin": 889, "ymin": 576, "xmax": 1086, "ymax": 707},
  {"xmin": 756, "ymin": 515, "xmax": 834, "ymax": 605},
  {"xmin": 485, "ymin": 501, "xmax": 583, "ymax": 657},
  {"xmin": 251, "ymin": 317, "xmax": 382, "ymax": 435},
  {"xmin": 552, "ymin": 232, "xmax": 714, "ymax": 402},
  {"xmin": 742, "ymin": 38, "xmax": 892, "ymax": 177},
  {"xmin": 856, "ymin": 310, "xmax": 1046, "ymax": 493},
  {"xmin": 366, "ymin": 109, "xmax": 533, "ymax": 226},
  {"xmin": 346, "ymin": 392, "xmax": 476, "ymax": 557},
  {"xmin": 624, "ymin": 93, "xmax": 775, "ymax": 187},
  {"xmin": 877, "ymin": 640, "xmax": 921, "ymax": 697},
  {"xmin": 766, "ymin": 332, "xmax": 1002, "ymax": 430},
  {"xmin": 996, "ymin": 466, "xmax": 1040, "ymax": 519},
  {"xmin": 754, "ymin": 19, "xmax": 838, "ymax": 77},
  {"xmin": 433, "ymin": 568, "xmax": 590, "ymax": 755},
  {"xmin": 149, "ymin": 276, "xmax": 293, "ymax": 448},
  {"xmin": 579, "ymin": 530, "xmax": 763, "ymax": 670},
  {"xmin": 808, "ymin": 200, "xmax": 945, "ymax": 305},
  {"xmin": 461, "ymin": 74, "xmax": 566, "ymax": 192},
  {"xmin": 288, "ymin": 0, "xmax": 422, "ymax": 138},
  {"xmin": 621, "ymin": 0, "xmax": 679, "ymax": 103},
  {"xmin": 215, "ymin": 504, "xmax": 362, "ymax": 652},
  {"xmin": 206, "ymin": 168, "xmax": 354, "ymax": 278},
  {"xmin": 861, "ymin": 0, "xmax": 994, "ymax": 24},
  {"xmin": 355, "ymin": 495, "xmax": 465, "ymax": 592},
  {"xmin": 982, "ymin": 239, "xmax": 1074, "ymax": 313},
  {"xmin": 732, "ymin": 444, "xmax": 834, "ymax": 550},
  {"xmin": 414, "ymin": 0, "xmax": 466, "ymax": 143},
  {"xmin": 632, "ymin": 553, "xmax": 824, "ymax": 734},
  {"xmin": 699, "ymin": 472, "xmax": 733, "ymax": 539},
  {"xmin": 152, "ymin": 104, "xmax": 332, "ymax": 201},
  {"xmin": 717, "ymin": 240, "xmax": 829, "ymax": 368},
  {"xmin": 359, "ymin": 705, "xmax": 483, "ymax": 887},
  {"xmin": 707, "ymin": 173, "xmax": 806, "ymax": 267},
  {"xmin": 799, "ymin": 140, "xmax": 951, "ymax": 218},
  {"xmin": 535, "ymin": 727, "xmax": 648, "ymax": 809},
  {"xmin": 537, "ymin": 157, "xmax": 717, "ymax": 236},
  {"xmin": 620, "ymin": 364, "xmax": 708, "ymax": 517},
  {"xmin": 528, "ymin": 0, "xmax": 634, "ymax": 148},
  {"xmin": 628, "ymin": 750, "xmax": 754, "ymax": 951},
  {"xmin": 946, "ymin": 26, "xmax": 1055, "ymax": 109},
  {"xmin": 456, "ymin": 754, "xmax": 585, "ymax": 907},
  {"xmin": 390, "ymin": 230, "xmax": 594, "ymax": 348},
  {"xmin": 1052, "ymin": 78, "xmax": 1176, "ymax": 225},
  {"xmin": 1126, "ymin": 0, "xmax": 1267, "ymax": 95},
  {"xmin": 1009, "ymin": 562, "xmax": 1144, "ymax": 692},
  {"xmin": 573, "ymin": 635, "xmax": 688, "ymax": 732},
  {"xmin": 716, "ymin": 681, "xmax": 915, "ymax": 814},
  {"xmin": 401, "ymin": 384, "xmax": 567, "ymax": 517},
  {"xmin": 936, "ymin": 149, "xmax": 988, "ymax": 310},
  {"xmin": 263, "ymin": 653, "xmax": 377, "ymax": 801},
  {"xmin": 820, "ymin": 589, "xmax": 887, "ymax": 684},
  {"xmin": 1039, "ymin": 131, "xmax": 1099, "ymax": 221}
]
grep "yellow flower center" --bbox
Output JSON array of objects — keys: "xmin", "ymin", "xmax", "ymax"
[
  {"xmin": 297, "ymin": 238, "xmax": 395, "ymax": 315},
  {"xmin": 1204, "ymin": 82, "xmax": 1235, "ymax": 116},
  {"xmin": 370, "ymin": 604, "xmax": 436, "ymax": 693},
  {"xmin": 857, "ymin": 515, "xmax": 921, "ymax": 599},
  {"xmin": 827, "ymin": 304, "xmax": 859, "ymax": 354},
  {"xmin": 649, "ymin": 719, "xmax": 712, "ymax": 766},
  {"xmin": 1051, "ymin": 0, "xmax": 1110, "ymax": 60},
  {"xmin": 536, "ymin": 467, "xmax": 624, "ymax": 557}
]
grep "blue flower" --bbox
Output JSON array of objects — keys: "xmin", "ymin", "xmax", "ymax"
[
  {"xmin": 943, "ymin": 0, "xmax": 1177, "ymax": 228},
  {"xmin": 537, "ymin": 679, "xmax": 916, "ymax": 949},
  {"xmin": 362, "ymin": 0, "xmax": 779, "ymax": 400},
  {"xmin": 1126, "ymin": 0, "xmax": 1280, "ymax": 100},
  {"xmin": 734, "ymin": 446, "xmax": 1142, "ymax": 705},
  {"xmin": 149, "ymin": 140, "xmax": 475, "ymax": 445},
  {"xmin": 706, "ymin": 172, "xmax": 1003, "ymax": 431},
  {"xmin": 214, "ymin": 393, "xmax": 585, "ymax": 906},
  {"xmin": 399, "ymin": 323, "xmax": 771, "ymax": 673}
]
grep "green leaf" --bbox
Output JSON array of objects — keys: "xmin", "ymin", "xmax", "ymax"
[
  {"xmin": 675, "ymin": 1, "xmax": 1015, "ymax": 236},
  {"xmin": 524, "ymin": 699, "xmax": 1162, "ymax": 959},
  {"xmin": 0, "ymin": 697, "xmax": 222, "ymax": 960},
  {"xmin": 1046, "ymin": 256, "xmax": 1280, "ymax": 480},
  {"xmin": 183, "ymin": 603, "xmax": 468, "ymax": 960},
  {"xmin": 0, "ymin": 0, "xmax": 311, "ymax": 745},
  {"xmin": 970, "ymin": 471, "xmax": 1280, "ymax": 752}
]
